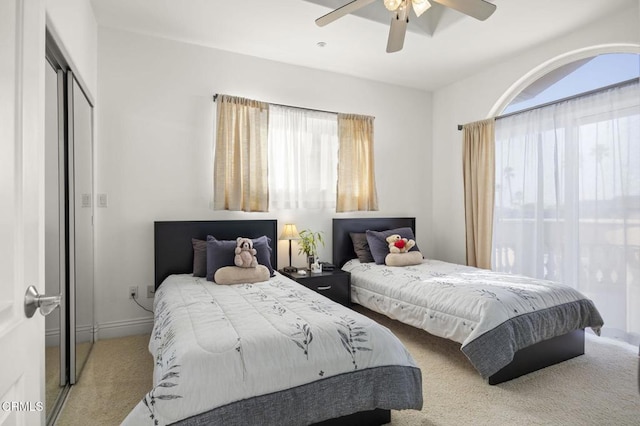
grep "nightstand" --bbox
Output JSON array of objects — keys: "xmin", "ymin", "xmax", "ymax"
[{"xmin": 279, "ymin": 269, "xmax": 351, "ymax": 307}]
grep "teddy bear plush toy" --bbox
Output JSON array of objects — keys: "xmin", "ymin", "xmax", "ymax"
[
  {"xmin": 386, "ymin": 234, "xmax": 416, "ymax": 253},
  {"xmin": 234, "ymin": 237, "xmax": 258, "ymax": 268}
]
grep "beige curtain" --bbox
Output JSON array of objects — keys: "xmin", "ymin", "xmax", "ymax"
[
  {"xmin": 462, "ymin": 118, "xmax": 495, "ymax": 269},
  {"xmin": 336, "ymin": 114, "xmax": 379, "ymax": 212},
  {"xmin": 213, "ymin": 95, "xmax": 269, "ymax": 211}
]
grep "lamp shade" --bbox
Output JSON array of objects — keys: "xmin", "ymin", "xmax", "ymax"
[{"xmin": 279, "ymin": 224, "xmax": 300, "ymax": 241}]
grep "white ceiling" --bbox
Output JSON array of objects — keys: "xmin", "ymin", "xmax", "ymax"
[{"xmin": 89, "ymin": 0, "xmax": 635, "ymax": 91}]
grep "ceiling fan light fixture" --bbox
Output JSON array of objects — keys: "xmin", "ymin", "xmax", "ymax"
[
  {"xmin": 384, "ymin": 0, "xmax": 402, "ymax": 12},
  {"xmin": 316, "ymin": 0, "xmax": 497, "ymax": 53},
  {"xmin": 411, "ymin": 0, "xmax": 431, "ymax": 17}
]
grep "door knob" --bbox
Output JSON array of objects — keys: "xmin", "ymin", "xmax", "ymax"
[{"xmin": 24, "ymin": 285, "xmax": 61, "ymax": 318}]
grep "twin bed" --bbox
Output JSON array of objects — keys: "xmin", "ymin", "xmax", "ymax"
[
  {"xmin": 125, "ymin": 217, "xmax": 603, "ymax": 425},
  {"xmin": 123, "ymin": 220, "xmax": 423, "ymax": 426},
  {"xmin": 332, "ymin": 217, "xmax": 604, "ymax": 385}
]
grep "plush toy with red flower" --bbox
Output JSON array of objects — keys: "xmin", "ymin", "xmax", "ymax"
[{"xmin": 386, "ymin": 234, "xmax": 416, "ymax": 254}]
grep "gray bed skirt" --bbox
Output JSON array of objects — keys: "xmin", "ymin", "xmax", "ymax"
[
  {"xmin": 172, "ymin": 365, "xmax": 423, "ymax": 426},
  {"xmin": 462, "ymin": 299, "xmax": 603, "ymax": 378}
]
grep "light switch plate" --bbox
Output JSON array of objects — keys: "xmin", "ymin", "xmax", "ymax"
[{"xmin": 97, "ymin": 193, "xmax": 108, "ymax": 208}]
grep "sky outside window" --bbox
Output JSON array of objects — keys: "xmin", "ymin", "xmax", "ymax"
[{"xmin": 504, "ymin": 53, "xmax": 640, "ymax": 115}]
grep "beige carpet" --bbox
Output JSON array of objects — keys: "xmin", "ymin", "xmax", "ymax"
[
  {"xmin": 45, "ymin": 345, "xmax": 63, "ymax": 419},
  {"xmin": 362, "ymin": 307, "xmax": 640, "ymax": 426},
  {"xmin": 56, "ymin": 306, "xmax": 640, "ymax": 425},
  {"xmin": 55, "ymin": 334, "xmax": 153, "ymax": 426}
]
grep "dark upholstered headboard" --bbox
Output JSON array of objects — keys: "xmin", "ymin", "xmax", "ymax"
[
  {"xmin": 154, "ymin": 220, "xmax": 278, "ymax": 289},
  {"xmin": 332, "ymin": 218, "xmax": 416, "ymax": 267}
]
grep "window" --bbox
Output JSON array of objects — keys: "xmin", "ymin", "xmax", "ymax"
[
  {"xmin": 493, "ymin": 76, "xmax": 640, "ymax": 345},
  {"xmin": 267, "ymin": 105, "xmax": 339, "ymax": 210},
  {"xmin": 214, "ymin": 95, "xmax": 378, "ymax": 212},
  {"xmin": 503, "ymin": 53, "xmax": 639, "ymax": 115}
]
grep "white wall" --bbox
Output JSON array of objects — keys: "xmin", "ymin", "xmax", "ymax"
[
  {"xmin": 95, "ymin": 28, "xmax": 432, "ymax": 337},
  {"xmin": 431, "ymin": 5, "xmax": 640, "ymax": 265},
  {"xmin": 46, "ymin": 0, "xmax": 98, "ymax": 99}
]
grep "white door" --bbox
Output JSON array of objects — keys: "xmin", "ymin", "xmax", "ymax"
[{"xmin": 0, "ymin": 0, "xmax": 47, "ymax": 424}]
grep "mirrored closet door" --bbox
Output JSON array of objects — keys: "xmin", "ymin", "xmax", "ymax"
[
  {"xmin": 68, "ymin": 73, "xmax": 95, "ymax": 384},
  {"xmin": 44, "ymin": 57, "xmax": 66, "ymax": 425},
  {"xmin": 45, "ymin": 33, "xmax": 95, "ymax": 424}
]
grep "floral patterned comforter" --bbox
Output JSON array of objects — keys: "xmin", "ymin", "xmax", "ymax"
[
  {"xmin": 343, "ymin": 259, "xmax": 604, "ymax": 378},
  {"xmin": 122, "ymin": 273, "xmax": 420, "ymax": 425}
]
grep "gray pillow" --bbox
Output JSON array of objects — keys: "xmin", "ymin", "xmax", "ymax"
[
  {"xmin": 252, "ymin": 236, "xmax": 275, "ymax": 277},
  {"xmin": 206, "ymin": 235, "xmax": 275, "ymax": 282},
  {"xmin": 365, "ymin": 227, "xmax": 420, "ymax": 265},
  {"xmin": 349, "ymin": 232, "xmax": 375, "ymax": 263},
  {"xmin": 192, "ymin": 238, "xmax": 207, "ymax": 277}
]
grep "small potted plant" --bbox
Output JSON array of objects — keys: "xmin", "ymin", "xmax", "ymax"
[{"xmin": 298, "ymin": 229, "xmax": 324, "ymax": 271}]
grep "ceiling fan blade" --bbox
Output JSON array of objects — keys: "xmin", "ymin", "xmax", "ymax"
[
  {"xmin": 386, "ymin": 11, "xmax": 408, "ymax": 53},
  {"xmin": 315, "ymin": 0, "xmax": 377, "ymax": 27},
  {"xmin": 431, "ymin": 0, "xmax": 496, "ymax": 21}
]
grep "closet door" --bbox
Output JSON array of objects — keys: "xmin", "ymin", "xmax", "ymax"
[
  {"xmin": 44, "ymin": 59, "xmax": 67, "ymax": 423},
  {"xmin": 68, "ymin": 73, "xmax": 94, "ymax": 383}
]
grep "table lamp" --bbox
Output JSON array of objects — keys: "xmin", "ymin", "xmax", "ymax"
[{"xmin": 279, "ymin": 224, "xmax": 300, "ymax": 273}]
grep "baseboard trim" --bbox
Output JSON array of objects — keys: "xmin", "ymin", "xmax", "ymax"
[
  {"xmin": 96, "ymin": 317, "xmax": 154, "ymax": 340},
  {"xmin": 46, "ymin": 324, "xmax": 93, "ymax": 346},
  {"xmin": 46, "ymin": 328, "xmax": 60, "ymax": 347}
]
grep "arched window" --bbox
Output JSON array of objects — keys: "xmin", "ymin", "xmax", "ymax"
[
  {"xmin": 492, "ymin": 52, "xmax": 640, "ymax": 345},
  {"xmin": 503, "ymin": 53, "xmax": 639, "ymax": 115}
]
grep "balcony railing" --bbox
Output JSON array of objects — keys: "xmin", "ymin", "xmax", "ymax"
[{"xmin": 492, "ymin": 218, "xmax": 640, "ymax": 334}]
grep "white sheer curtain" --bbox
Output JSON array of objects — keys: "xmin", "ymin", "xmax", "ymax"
[
  {"xmin": 268, "ymin": 105, "xmax": 339, "ymax": 209},
  {"xmin": 493, "ymin": 81, "xmax": 640, "ymax": 345}
]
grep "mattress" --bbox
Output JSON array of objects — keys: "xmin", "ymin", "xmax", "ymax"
[
  {"xmin": 123, "ymin": 273, "xmax": 423, "ymax": 425},
  {"xmin": 343, "ymin": 258, "xmax": 604, "ymax": 378}
]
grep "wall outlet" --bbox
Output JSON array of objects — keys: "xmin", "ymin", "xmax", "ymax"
[
  {"xmin": 147, "ymin": 285, "xmax": 155, "ymax": 299},
  {"xmin": 129, "ymin": 286, "xmax": 138, "ymax": 299}
]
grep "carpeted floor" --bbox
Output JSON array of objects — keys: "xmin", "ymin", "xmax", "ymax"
[
  {"xmin": 55, "ymin": 334, "xmax": 153, "ymax": 426},
  {"xmin": 55, "ymin": 306, "xmax": 640, "ymax": 425}
]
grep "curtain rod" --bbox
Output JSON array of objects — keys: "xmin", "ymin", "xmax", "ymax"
[
  {"xmin": 456, "ymin": 77, "xmax": 639, "ymax": 130},
  {"xmin": 213, "ymin": 93, "xmax": 343, "ymax": 116}
]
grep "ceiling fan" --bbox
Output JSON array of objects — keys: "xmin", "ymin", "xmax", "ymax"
[{"xmin": 315, "ymin": 0, "xmax": 497, "ymax": 53}]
